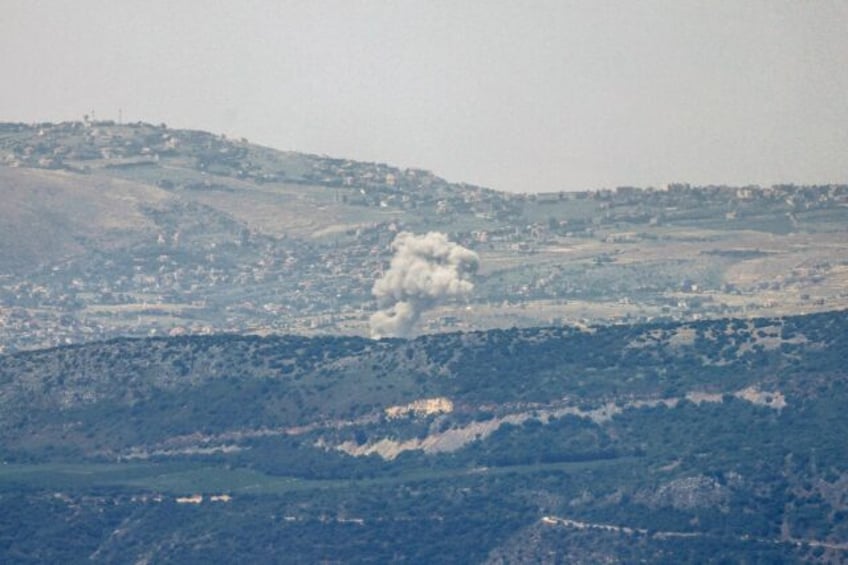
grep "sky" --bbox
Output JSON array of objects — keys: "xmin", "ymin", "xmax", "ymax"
[{"xmin": 2, "ymin": 1, "xmax": 847, "ymax": 193}]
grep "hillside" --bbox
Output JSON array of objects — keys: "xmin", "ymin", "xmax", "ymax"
[
  {"xmin": 2, "ymin": 120, "xmax": 848, "ymax": 353},
  {"xmin": 0, "ymin": 310, "xmax": 847, "ymax": 562}
]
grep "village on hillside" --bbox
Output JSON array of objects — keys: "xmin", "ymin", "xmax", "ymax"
[{"xmin": 1, "ymin": 121, "xmax": 847, "ymax": 352}]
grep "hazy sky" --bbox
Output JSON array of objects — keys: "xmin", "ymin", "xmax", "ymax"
[{"xmin": 2, "ymin": 1, "xmax": 846, "ymax": 192}]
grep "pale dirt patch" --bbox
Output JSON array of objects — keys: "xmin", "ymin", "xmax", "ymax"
[
  {"xmin": 385, "ymin": 397, "xmax": 454, "ymax": 419},
  {"xmin": 735, "ymin": 386, "xmax": 787, "ymax": 410},
  {"xmin": 336, "ymin": 386, "xmax": 785, "ymax": 461},
  {"xmin": 685, "ymin": 392, "xmax": 724, "ymax": 405},
  {"xmin": 336, "ymin": 400, "xmax": 663, "ymax": 460}
]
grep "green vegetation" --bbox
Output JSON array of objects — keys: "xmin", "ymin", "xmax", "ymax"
[
  {"xmin": 2, "ymin": 120, "xmax": 847, "ymax": 561},
  {"xmin": 0, "ymin": 310, "xmax": 846, "ymax": 561}
]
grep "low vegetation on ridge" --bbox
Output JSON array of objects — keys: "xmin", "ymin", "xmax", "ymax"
[{"xmin": 0, "ymin": 310, "xmax": 846, "ymax": 562}]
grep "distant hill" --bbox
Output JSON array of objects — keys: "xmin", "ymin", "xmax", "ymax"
[
  {"xmin": 0, "ymin": 166, "xmax": 172, "ymax": 270},
  {"xmin": 0, "ymin": 310, "xmax": 846, "ymax": 562},
  {"xmin": 1, "ymin": 120, "xmax": 847, "ymax": 352}
]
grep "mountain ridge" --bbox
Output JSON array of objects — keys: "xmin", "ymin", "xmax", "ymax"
[{"xmin": 1, "ymin": 308, "xmax": 846, "ymax": 562}]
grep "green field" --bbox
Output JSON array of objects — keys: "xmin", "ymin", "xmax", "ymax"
[{"xmin": 0, "ymin": 456, "xmax": 631, "ymax": 496}]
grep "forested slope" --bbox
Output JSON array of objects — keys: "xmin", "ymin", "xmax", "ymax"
[{"xmin": 1, "ymin": 310, "xmax": 846, "ymax": 562}]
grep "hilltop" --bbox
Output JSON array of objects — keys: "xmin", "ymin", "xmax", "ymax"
[{"xmin": 1, "ymin": 120, "xmax": 847, "ymax": 351}]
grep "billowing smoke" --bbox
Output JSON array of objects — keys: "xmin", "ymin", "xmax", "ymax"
[{"xmin": 370, "ymin": 231, "xmax": 479, "ymax": 339}]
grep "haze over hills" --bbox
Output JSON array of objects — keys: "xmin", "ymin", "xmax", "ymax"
[
  {"xmin": 1, "ymin": 120, "xmax": 847, "ymax": 352},
  {"xmin": 2, "ymin": 119, "xmax": 848, "ymax": 562}
]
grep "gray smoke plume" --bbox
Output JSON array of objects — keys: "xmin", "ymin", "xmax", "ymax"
[{"xmin": 370, "ymin": 231, "xmax": 479, "ymax": 339}]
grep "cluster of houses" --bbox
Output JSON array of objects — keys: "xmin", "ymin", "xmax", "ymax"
[{"xmin": 1, "ymin": 121, "xmax": 846, "ymax": 352}]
